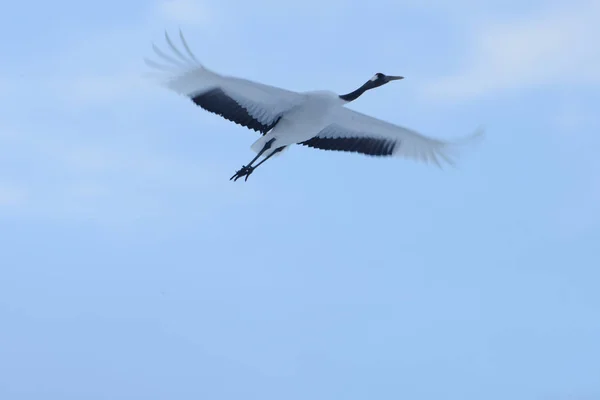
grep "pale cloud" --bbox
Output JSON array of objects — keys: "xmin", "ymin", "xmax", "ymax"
[
  {"xmin": 155, "ymin": 0, "xmax": 213, "ymax": 25},
  {"xmin": 0, "ymin": 1, "xmax": 216, "ymax": 109},
  {"xmin": 549, "ymin": 99, "xmax": 600, "ymax": 238},
  {"xmin": 0, "ymin": 2, "xmax": 258, "ymax": 229},
  {"xmin": 553, "ymin": 100, "xmax": 597, "ymax": 134},
  {"xmin": 0, "ymin": 126, "xmax": 261, "ymax": 228},
  {"xmin": 554, "ymin": 169, "xmax": 600, "ymax": 239},
  {"xmin": 6, "ymin": 73, "xmax": 158, "ymax": 109},
  {"xmin": 1, "ymin": 34, "xmax": 154, "ymax": 109},
  {"xmin": 0, "ymin": 185, "xmax": 25, "ymax": 207},
  {"xmin": 422, "ymin": 0, "xmax": 600, "ymax": 101},
  {"xmin": 65, "ymin": 74, "xmax": 154, "ymax": 105}
]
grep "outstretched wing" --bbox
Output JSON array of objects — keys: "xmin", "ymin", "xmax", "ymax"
[
  {"xmin": 300, "ymin": 106, "xmax": 483, "ymax": 167},
  {"xmin": 145, "ymin": 30, "xmax": 305, "ymax": 135}
]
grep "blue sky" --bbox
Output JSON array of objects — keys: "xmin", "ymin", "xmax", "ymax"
[{"xmin": 1, "ymin": 0, "xmax": 599, "ymax": 398}]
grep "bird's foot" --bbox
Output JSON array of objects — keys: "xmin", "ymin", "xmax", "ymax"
[{"xmin": 230, "ymin": 165, "xmax": 254, "ymax": 181}]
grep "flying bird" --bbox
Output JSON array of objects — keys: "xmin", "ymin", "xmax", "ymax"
[{"xmin": 145, "ymin": 30, "xmax": 482, "ymax": 181}]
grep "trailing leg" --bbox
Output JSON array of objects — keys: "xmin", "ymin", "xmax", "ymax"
[
  {"xmin": 230, "ymin": 145, "xmax": 286, "ymax": 182},
  {"xmin": 230, "ymin": 138, "xmax": 275, "ymax": 181}
]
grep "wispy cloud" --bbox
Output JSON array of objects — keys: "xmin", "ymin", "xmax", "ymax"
[
  {"xmin": 0, "ymin": 184, "xmax": 25, "ymax": 207},
  {"xmin": 1, "ymin": 1, "xmax": 221, "ymax": 109},
  {"xmin": 559, "ymin": 187, "xmax": 600, "ymax": 238},
  {"xmin": 0, "ymin": 0, "xmax": 262, "ymax": 229},
  {"xmin": 0, "ymin": 124, "xmax": 259, "ymax": 228},
  {"xmin": 554, "ymin": 163, "xmax": 600, "ymax": 239},
  {"xmin": 156, "ymin": 0, "xmax": 214, "ymax": 25},
  {"xmin": 547, "ymin": 96, "xmax": 600, "ymax": 238},
  {"xmin": 421, "ymin": 0, "xmax": 600, "ymax": 101}
]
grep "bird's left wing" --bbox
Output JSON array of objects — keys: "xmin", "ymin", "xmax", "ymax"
[
  {"xmin": 300, "ymin": 106, "xmax": 483, "ymax": 167},
  {"xmin": 145, "ymin": 30, "xmax": 305, "ymax": 135}
]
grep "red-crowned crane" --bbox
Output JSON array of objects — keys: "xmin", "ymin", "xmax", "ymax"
[{"xmin": 145, "ymin": 30, "xmax": 483, "ymax": 181}]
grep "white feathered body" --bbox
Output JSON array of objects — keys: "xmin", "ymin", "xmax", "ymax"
[{"xmin": 251, "ymin": 90, "xmax": 345, "ymax": 155}]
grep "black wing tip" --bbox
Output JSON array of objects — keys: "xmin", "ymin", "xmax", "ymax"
[
  {"xmin": 300, "ymin": 136, "xmax": 397, "ymax": 156},
  {"xmin": 191, "ymin": 88, "xmax": 279, "ymax": 135}
]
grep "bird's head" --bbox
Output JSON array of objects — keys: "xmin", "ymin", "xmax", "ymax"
[
  {"xmin": 368, "ymin": 72, "xmax": 404, "ymax": 88},
  {"xmin": 339, "ymin": 72, "xmax": 404, "ymax": 102}
]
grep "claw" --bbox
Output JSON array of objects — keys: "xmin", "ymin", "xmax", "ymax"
[{"xmin": 230, "ymin": 165, "xmax": 254, "ymax": 182}]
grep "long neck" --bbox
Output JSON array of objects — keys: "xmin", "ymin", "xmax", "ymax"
[{"xmin": 339, "ymin": 82, "xmax": 373, "ymax": 102}]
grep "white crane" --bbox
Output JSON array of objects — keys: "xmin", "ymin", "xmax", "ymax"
[{"xmin": 145, "ymin": 30, "xmax": 483, "ymax": 181}]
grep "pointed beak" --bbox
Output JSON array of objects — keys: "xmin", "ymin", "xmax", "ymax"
[{"xmin": 387, "ymin": 75, "xmax": 404, "ymax": 81}]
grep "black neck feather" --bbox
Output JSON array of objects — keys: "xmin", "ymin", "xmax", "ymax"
[{"xmin": 339, "ymin": 82, "xmax": 373, "ymax": 102}]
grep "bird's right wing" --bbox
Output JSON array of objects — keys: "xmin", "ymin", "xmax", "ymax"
[
  {"xmin": 300, "ymin": 106, "xmax": 483, "ymax": 167},
  {"xmin": 145, "ymin": 30, "xmax": 305, "ymax": 135}
]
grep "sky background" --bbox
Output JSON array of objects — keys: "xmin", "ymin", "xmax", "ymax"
[{"xmin": 1, "ymin": 0, "xmax": 599, "ymax": 399}]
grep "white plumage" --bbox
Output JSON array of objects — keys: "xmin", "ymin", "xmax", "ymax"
[{"xmin": 146, "ymin": 30, "xmax": 483, "ymax": 181}]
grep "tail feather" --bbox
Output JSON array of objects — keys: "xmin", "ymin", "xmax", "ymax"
[{"xmin": 251, "ymin": 136, "xmax": 270, "ymax": 153}]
